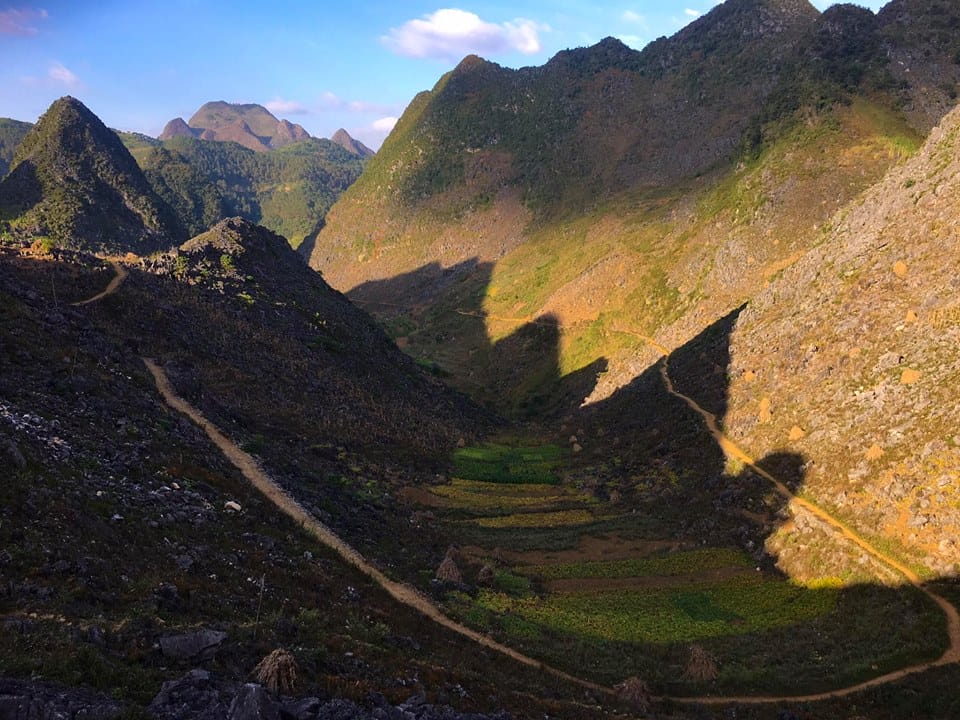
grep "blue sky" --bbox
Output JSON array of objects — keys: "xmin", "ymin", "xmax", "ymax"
[{"xmin": 1, "ymin": 1, "xmax": 887, "ymax": 148}]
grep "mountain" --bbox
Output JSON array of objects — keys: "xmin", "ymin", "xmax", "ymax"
[
  {"xmin": 1, "ymin": 218, "xmax": 571, "ymax": 718},
  {"xmin": 721, "ymin": 99, "xmax": 960, "ymax": 580},
  {"xmin": 309, "ymin": 0, "xmax": 959, "ymax": 416},
  {"xmin": 331, "ymin": 128, "xmax": 376, "ymax": 158},
  {"xmin": 0, "ymin": 118, "xmax": 33, "ymax": 178},
  {"xmin": 158, "ymin": 116, "xmax": 195, "ymax": 140},
  {"xmin": 159, "ymin": 101, "xmax": 311, "ymax": 152},
  {"xmin": 0, "ymin": 96, "xmax": 184, "ymax": 253},
  {"xmin": 136, "ymin": 135, "xmax": 364, "ymax": 246}
]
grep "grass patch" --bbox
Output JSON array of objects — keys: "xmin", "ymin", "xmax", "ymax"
[
  {"xmin": 452, "ymin": 442, "xmax": 562, "ymax": 484},
  {"xmin": 476, "ymin": 573, "xmax": 836, "ymax": 644},
  {"xmin": 468, "ymin": 508, "xmax": 596, "ymax": 529},
  {"xmin": 428, "ymin": 478, "xmax": 589, "ymax": 514},
  {"xmin": 524, "ymin": 547, "xmax": 752, "ymax": 580}
]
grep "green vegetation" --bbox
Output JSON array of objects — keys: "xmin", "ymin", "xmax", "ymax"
[
  {"xmin": 0, "ymin": 117, "xmax": 33, "ymax": 178},
  {"xmin": 475, "ymin": 573, "xmax": 835, "ymax": 644},
  {"xmin": 139, "ymin": 135, "xmax": 363, "ymax": 246},
  {"xmin": 525, "ymin": 547, "xmax": 751, "ymax": 580},
  {"xmin": 0, "ymin": 98, "xmax": 183, "ymax": 252},
  {"xmin": 453, "ymin": 442, "xmax": 563, "ymax": 484}
]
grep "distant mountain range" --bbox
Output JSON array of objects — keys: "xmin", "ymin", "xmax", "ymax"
[
  {"xmin": 159, "ymin": 101, "xmax": 373, "ymax": 158},
  {"xmin": 0, "ymin": 100, "xmax": 373, "ymax": 249}
]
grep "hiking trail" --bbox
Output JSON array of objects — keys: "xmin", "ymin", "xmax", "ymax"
[{"xmin": 74, "ymin": 268, "xmax": 959, "ymax": 708}]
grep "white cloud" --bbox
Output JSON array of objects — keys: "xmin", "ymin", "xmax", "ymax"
[
  {"xmin": 382, "ymin": 8, "xmax": 544, "ymax": 61},
  {"xmin": 319, "ymin": 91, "xmax": 343, "ymax": 109},
  {"xmin": 684, "ymin": 8, "xmax": 701, "ymax": 17},
  {"xmin": 621, "ymin": 10, "xmax": 643, "ymax": 24},
  {"xmin": 0, "ymin": 7, "xmax": 48, "ymax": 36},
  {"xmin": 372, "ymin": 116, "xmax": 398, "ymax": 132},
  {"xmin": 265, "ymin": 98, "xmax": 309, "ymax": 115},
  {"xmin": 48, "ymin": 61, "xmax": 79, "ymax": 86},
  {"xmin": 617, "ymin": 34, "xmax": 644, "ymax": 49}
]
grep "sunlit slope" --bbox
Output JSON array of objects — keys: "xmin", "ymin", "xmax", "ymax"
[{"xmin": 724, "ymin": 101, "xmax": 960, "ymax": 581}]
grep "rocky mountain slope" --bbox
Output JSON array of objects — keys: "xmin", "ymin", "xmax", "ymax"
[
  {"xmin": 160, "ymin": 101, "xmax": 311, "ymax": 152},
  {"xmin": 331, "ymin": 128, "xmax": 376, "ymax": 158},
  {"xmin": 0, "ymin": 118, "xmax": 33, "ymax": 178},
  {"xmin": 720, "ymin": 99, "xmax": 960, "ymax": 581},
  {"xmin": 309, "ymin": 0, "xmax": 960, "ymax": 417},
  {"xmin": 0, "ymin": 97, "xmax": 184, "ymax": 253},
  {"xmin": 0, "ymin": 242, "xmax": 593, "ymax": 719}
]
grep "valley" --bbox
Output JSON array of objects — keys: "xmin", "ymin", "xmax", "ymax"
[{"xmin": 2, "ymin": 0, "xmax": 960, "ymax": 718}]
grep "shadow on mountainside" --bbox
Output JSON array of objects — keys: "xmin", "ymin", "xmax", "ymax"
[
  {"xmin": 345, "ymin": 263, "xmax": 958, "ymax": 698},
  {"xmin": 0, "ymin": 161, "xmax": 43, "ymax": 218},
  {"xmin": 349, "ymin": 258, "xmax": 607, "ymax": 420},
  {"xmin": 538, "ymin": 306, "xmax": 958, "ymax": 699},
  {"xmin": 568, "ymin": 306, "xmax": 808, "ymax": 543}
]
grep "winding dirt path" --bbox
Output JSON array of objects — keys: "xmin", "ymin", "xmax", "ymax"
[
  {"xmin": 451, "ymin": 310, "xmax": 960, "ymax": 702},
  {"xmin": 70, "ymin": 259, "xmax": 128, "ymax": 306},
  {"xmin": 140, "ymin": 358, "xmax": 610, "ymax": 698},
  {"xmin": 69, "ymin": 262, "xmax": 958, "ymax": 709},
  {"xmin": 646, "ymin": 341, "xmax": 960, "ymax": 704}
]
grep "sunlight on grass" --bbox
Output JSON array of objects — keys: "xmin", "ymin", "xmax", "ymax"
[
  {"xmin": 477, "ymin": 574, "xmax": 837, "ymax": 644},
  {"xmin": 468, "ymin": 508, "xmax": 596, "ymax": 529},
  {"xmin": 453, "ymin": 443, "xmax": 563, "ymax": 485}
]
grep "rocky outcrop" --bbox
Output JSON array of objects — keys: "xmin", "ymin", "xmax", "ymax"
[{"xmin": 159, "ymin": 117, "xmax": 198, "ymax": 141}]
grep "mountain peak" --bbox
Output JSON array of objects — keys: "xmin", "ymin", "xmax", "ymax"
[
  {"xmin": 170, "ymin": 101, "xmax": 312, "ymax": 151},
  {"xmin": 159, "ymin": 117, "xmax": 197, "ymax": 141},
  {"xmin": 330, "ymin": 128, "xmax": 375, "ymax": 158},
  {"xmin": 0, "ymin": 95, "xmax": 183, "ymax": 253}
]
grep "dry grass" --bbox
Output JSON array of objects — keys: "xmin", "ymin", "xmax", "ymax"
[
  {"xmin": 253, "ymin": 648, "xmax": 299, "ymax": 695},
  {"xmin": 615, "ymin": 676, "xmax": 652, "ymax": 712},
  {"xmin": 683, "ymin": 644, "xmax": 719, "ymax": 683},
  {"xmin": 436, "ymin": 555, "xmax": 463, "ymax": 584}
]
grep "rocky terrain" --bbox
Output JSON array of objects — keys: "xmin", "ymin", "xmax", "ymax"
[{"xmin": 722, "ymin": 100, "xmax": 960, "ymax": 581}]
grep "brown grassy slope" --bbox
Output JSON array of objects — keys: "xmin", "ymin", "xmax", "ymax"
[
  {"xmin": 307, "ymin": 0, "xmax": 959, "ymax": 417},
  {"xmin": 723, "ymin": 101, "xmax": 960, "ymax": 580}
]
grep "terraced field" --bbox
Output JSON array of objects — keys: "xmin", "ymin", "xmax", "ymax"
[{"xmin": 401, "ymin": 442, "xmax": 949, "ymax": 697}]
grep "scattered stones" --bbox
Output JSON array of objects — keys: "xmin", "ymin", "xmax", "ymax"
[
  {"xmin": 0, "ymin": 677, "xmax": 121, "ymax": 719},
  {"xmin": 788, "ymin": 425, "xmax": 806, "ymax": 441},
  {"xmin": 148, "ymin": 671, "xmax": 511, "ymax": 720},
  {"xmin": 224, "ymin": 500, "xmax": 242, "ymax": 512},
  {"xmin": 893, "ymin": 260, "xmax": 908, "ymax": 278},
  {"xmin": 227, "ymin": 683, "xmax": 279, "ymax": 720}
]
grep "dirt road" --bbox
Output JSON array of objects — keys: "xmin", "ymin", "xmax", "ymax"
[{"xmin": 70, "ymin": 260, "xmax": 128, "ymax": 305}]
